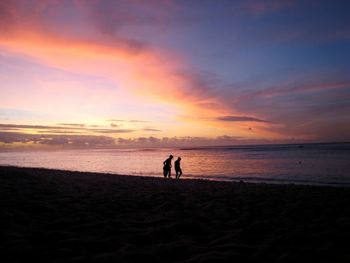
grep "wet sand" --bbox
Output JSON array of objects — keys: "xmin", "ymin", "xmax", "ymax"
[{"xmin": 1, "ymin": 166, "xmax": 350, "ymax": 262}]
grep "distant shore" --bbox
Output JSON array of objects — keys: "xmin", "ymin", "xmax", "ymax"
[{"xmin": 1, "ymin": 166, "xmax": 350, "ymax": 262}]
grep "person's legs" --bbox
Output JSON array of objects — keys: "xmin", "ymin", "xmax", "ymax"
[{"xmin": 178, "ymin": 169, "xmax": 182, "ymax": 179}]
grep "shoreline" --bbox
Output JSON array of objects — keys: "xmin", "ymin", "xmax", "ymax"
[
  {"xmin": 1, "ymin": 164, "xmax": 349, "ymax": 188},
  {"xmin": 2, "ymin": 166, "xmax": 350, "ymax": 262}
]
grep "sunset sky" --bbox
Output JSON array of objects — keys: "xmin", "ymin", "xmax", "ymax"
[{"xmin": 1, "ymin": 0, "xmax": 349, "ymax": 149}]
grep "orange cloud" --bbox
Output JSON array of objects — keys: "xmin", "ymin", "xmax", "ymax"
[
  {"xmin": 1, "ymin": 27, "xmax": 243, "ymax": 131},
  {"xmin": 0, "ymin": 0, "xmax": 275, "ymax": 140}
]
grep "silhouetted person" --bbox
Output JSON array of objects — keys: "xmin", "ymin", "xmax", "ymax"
[
  {"xmin": 163, "ymin": 155, "xmax": 173, "ymax": 178},
  {"xmin": 175, "ymin": 157, "xmax": 182, "ymax": 179}
]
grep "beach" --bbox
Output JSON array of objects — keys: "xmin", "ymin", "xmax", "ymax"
[{"xmin": 1, "ymin": 166, "xmax": 350, "ymax": 262}]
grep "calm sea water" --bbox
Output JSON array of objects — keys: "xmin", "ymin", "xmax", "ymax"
[{"xmin": 0, "ymin": 143, "xmax": 349, "ymax": 186}]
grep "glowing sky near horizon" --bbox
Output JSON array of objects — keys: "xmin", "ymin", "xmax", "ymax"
[{"xmin": 0, "ymin": 0, "xmax": 349, "ymax": 148}]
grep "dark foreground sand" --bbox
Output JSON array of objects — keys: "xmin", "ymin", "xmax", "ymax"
[{"xmin": 1, "ymin": 166, "xmax": 350, "ymax": 263}]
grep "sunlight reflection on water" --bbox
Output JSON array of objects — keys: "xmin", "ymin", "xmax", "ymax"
[{"xmin": 1, "ymin": 143, "xmax": 349, "ymax": 185}]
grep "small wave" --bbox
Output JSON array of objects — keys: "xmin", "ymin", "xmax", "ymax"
[
  {"xmin": 188, "ymin": 174, "xmax": 350, "ymax": 187},
  {"xmin": 179, "ymin": 142, "xmax": 350, "ymax": 153},
  {"xmin": 138, "ymin": 148, "xmax": 159, "ymax": 152}
]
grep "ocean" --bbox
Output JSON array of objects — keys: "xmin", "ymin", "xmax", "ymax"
[{"xmin": 0, "ymin": 142, "xmax": 349, "ymax": 186}]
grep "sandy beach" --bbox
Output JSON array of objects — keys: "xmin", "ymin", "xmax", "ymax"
[{"xmin": 1, "ymin": 166, "xmax": 350, "ymax": 262}]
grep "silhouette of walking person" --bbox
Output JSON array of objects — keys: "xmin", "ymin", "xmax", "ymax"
[
  {"xmin": 175, "ymin": 157, "xmax": 182, "ymax": 179},
  {"xmin": 163, "ymin": 155, "xmax": 173, "ymax": 178}
]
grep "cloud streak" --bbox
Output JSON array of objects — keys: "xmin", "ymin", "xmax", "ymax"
[
  {"xmin": 0, "ymin": 123, "xmax": 136, "ymax": 135},
  {"xmin": 0, "ymin": 124, "xmax": 73, "ymax": 130},
  {"xmin": 236, "ymin": 81, "xmax": 350, "ymax": 102},
  {"xmin": 143, "ymin": 128, "xmax": 162, "ymax": 132},
  {"xmin": 57, "ymin": 123, "xmax": 86, "ymax": 127},
  {"xmin": 217, "ymin": 116, "xmax": 269, "ymax": 123}
]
